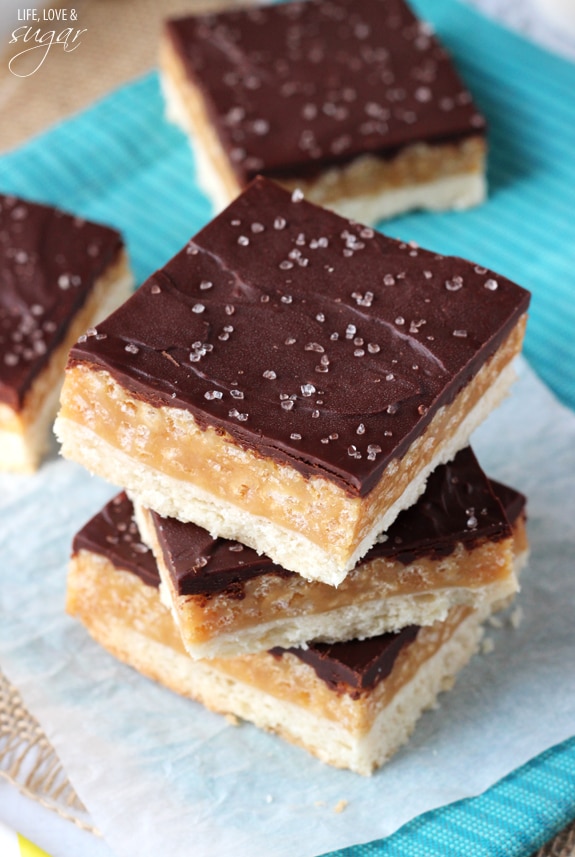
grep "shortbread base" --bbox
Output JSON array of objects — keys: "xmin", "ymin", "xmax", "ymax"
[
  {"xmin": 67, "ymin": 550, "xmax": 487, "ymax": 775},
  {"xmin": 0, "ymin": 254, "xmax": 133, "ymax": 473}
]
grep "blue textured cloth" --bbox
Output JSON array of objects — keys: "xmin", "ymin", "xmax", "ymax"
[{"xmin": 1, "ymin": 1, "xmax": 574, "ymax": 854}]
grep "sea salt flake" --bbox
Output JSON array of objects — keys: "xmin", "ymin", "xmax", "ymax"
[
  {"xmin": 445, "ymin": 278, "xmax": 463, "ymax": 292},
  {"xmin": 415, "ymin": 86, "xmax": 431, "ymax": 102},
  {"xmin": 252, "ymin": 119, "xmax": 269, "ymax": 135},
  {"xmin": 228, "ymin": 408, "xmax": 248, "ymax": 421}
]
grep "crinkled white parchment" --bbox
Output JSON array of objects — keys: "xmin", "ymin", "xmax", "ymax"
[{"xmin": 0, "ymin": 357, "xmax": 574, "ymax": 857}]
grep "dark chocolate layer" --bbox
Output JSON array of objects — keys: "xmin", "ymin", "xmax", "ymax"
[
  {"xmin": 271, "ymin": 625, "xmax": 420, "ymax": 694},
  {"xmin": 69, "ymin": 178, "xmax": 530, "ymax": 495},
  {"xmin": 73, "ymin": 492, "xmax": 158, "ymax": 588},
  {"xmin": 489, "ymin": 479, "xmax": 526, "ymax": 526},
  {"xmin": 165, "ymin": 0, "xmax": 485, "ymax": 185},
  {"xmin": 151, "ymin": 447, "xmax": 513, "ymax": 597},
  {"xmin": 0, "ymin": 194, "xmax": 123, "ymax": 409}
]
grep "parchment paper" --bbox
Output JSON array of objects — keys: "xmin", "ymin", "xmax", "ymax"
[{"xmin": 0, "ymin": 356, "xmax": 573, "ymax": 857}]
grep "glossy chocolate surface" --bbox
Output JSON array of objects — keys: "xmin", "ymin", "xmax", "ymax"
[
  {"xmin": 70, "ymin": 179, "xmax": 530, "ymax": 495},
  {"xmin": 271, "ymin": 625, "xmax": 420, "ymax": 693},
  {"xmin": 0, "ymin": 194, "xmax": 123, "ymax": 409},
  {"xmin": 151, "ymin": 447, "xmax": 512, "ymax": 597},
  {"xmin": 73, "ymin": 492, "xmax": 158, "ymax": 588},
  {"xmin": 489, "ymin": 479, "xmax": 526, "ymax": 526},
  {"xmin": 165, "ymin": 0, "xmax": 485, "ymax": 184}
]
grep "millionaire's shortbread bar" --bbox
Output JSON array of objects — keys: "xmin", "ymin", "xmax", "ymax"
[
  {"xmin": 161, "ymin": 0, "xmax": 487, "ymax": 221},
  {"xmin": 0, "ymin": 194, "xmax": 132, "ymax": 472},
  {"xmin": 56, "ymin": 178, "xmax": 530, "ymax": 584}
]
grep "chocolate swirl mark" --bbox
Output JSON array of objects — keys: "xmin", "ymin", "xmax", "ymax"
[
  {"xmin": 145, "ymin": 300, "xmax": 437, "ymax": 417},
  {"xmin": 8, "ymin": 21, "xmax": 87, "ymax": 78}
]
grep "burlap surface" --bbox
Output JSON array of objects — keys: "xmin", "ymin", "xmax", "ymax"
[
  {"xmin": 0, "ymin": 667, "xmax": 96, "ymax": 833},
  {"xmin": 0, "ymin": 0, "xmax": 250, "ymax": 154}
]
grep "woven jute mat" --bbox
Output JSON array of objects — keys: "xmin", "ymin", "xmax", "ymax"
[
  {"xmin": 0, "ymin": 667, "xmax": 96, "ymax": 833},
  {"xmin": 0, "ymin": 0, "xmax": 252, "ymax": 154}
]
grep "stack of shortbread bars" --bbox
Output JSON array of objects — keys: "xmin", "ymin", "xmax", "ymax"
[{"xmin": 56, "ymin": 177, "xmax": 530, "ymax": 774}]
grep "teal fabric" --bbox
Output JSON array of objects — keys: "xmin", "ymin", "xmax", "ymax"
[
  {"xmin": 324, "ymin": 738, "xmax": 575, "ymax": 856},
  {"xmin": 0, "ymin": 1, "xmax": 574, "ymax": 854}
]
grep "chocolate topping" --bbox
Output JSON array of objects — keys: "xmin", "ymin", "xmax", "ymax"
[
  {"xmin": 489, "ymin": 479, "xmax": 526, "ymax": 526},
  {"xmin": 152, "ymin": 446, "xmax": 512, "ymax": 597},
  {"xmin": 69, "ymin": 178, "xmax": 530, "ymax": 495},
  {"xmin": 271, "ymin": 625, "xmax": 420, "ymax": 695},
  {"xmin": 0, "ymin": 194, "xmax": 123, "ymax": 410},
  {"xmin": 73, "ymin": 492, "xmax": 157, "ymax": 588},
  {"xmin": 165, "ymin": 0, "xmax": 485, "ymax": 185}
]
